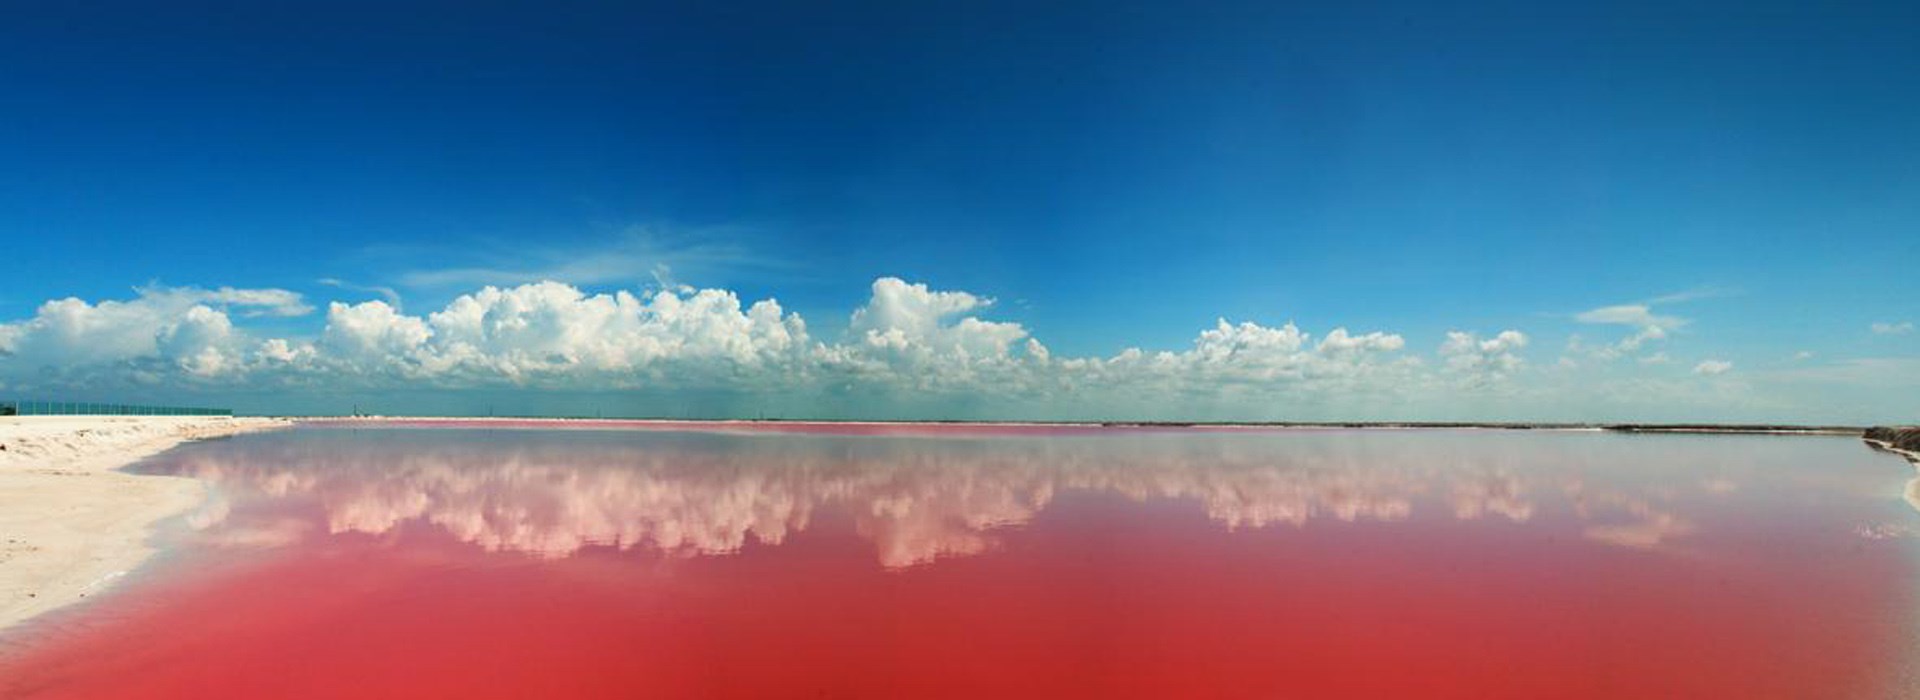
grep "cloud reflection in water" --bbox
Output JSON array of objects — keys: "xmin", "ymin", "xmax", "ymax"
[{"xmin": 150, "ymin": 429, "xmax": 1748, "ymax": 567}]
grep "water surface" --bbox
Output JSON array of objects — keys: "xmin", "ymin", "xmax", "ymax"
[{"xmin": 3, "ymin": 424, "xmax": 1917, "ymax": 698}]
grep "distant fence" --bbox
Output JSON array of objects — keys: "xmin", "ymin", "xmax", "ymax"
[{"xmin": 0, "ymin": 400, "xmax": 232, "ymax": 417}]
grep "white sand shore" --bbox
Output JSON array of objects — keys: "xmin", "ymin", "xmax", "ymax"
[
  {"xmin": 0, "ymin": 415, "xmax": 291, "ymax": 631},
  {"xmin": 1870, "ymin": 441, "xmax": 1920, "ymax": 465}
]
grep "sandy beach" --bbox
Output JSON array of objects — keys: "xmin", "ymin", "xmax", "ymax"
[{"xmin": 0, "ymin": 415, "xmax": 290, "ymax": 631}]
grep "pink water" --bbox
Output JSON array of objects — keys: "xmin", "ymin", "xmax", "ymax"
[{"xmin": 3, "ymin": 425, "xmax": 1917, "ymax": 698}]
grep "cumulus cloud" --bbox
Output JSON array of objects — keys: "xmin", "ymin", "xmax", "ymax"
[
  {"xmin": 1693, "ymin": 359, "xmax": 1733, "ymax": 376},
  {"xmin": 1439, "ymin": 330, "xmax": 1528, "ymax": 385},
  {"xmin": 305, "ymin": 281, "xmax": 810, "ymax": 388},
  {"xmin": 0, "ymin": 277, "xmax": 1772, "ymax": 417},
  {"xmin": 1871, "ymin": 321, "xmax": 1914, "ymax": 335},
  {"xmin": 157, "ymin": 305, "xmax": 240, "ymax": 377},
  {"xmin": 0, "ymin": 277, "xmax": 1425, "ymax": 407},
  {"xmin": 0, "ymin": 285, "xmax": 309, "ymax": 384},
  {"xmin": 828, "ymin": 278, "xmax": 1036, "ymax": 390},
  {"xmin": 810, "ymin": 278, "xmax": 1415, "ymax": 400},
  {"xmin": 1044, "ymin": 318, "xmax": 1415, "ymax": 406}
]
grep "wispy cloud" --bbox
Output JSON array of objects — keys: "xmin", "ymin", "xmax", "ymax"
[
  {"xmin": 1693, "ymin": 359, "xmax": 1733, "ymax": 376},
  {"xmin": 1574, "ymin": 304, "xmax": 1686, "ymax": 331},
  {"xmin": 1573, "ymin": 303, "xmax": 1685, "ymax": 360},
  {"xmin": 317, "ymin": 278, "xmax": 402, "ymax": 308},
  {"xmin": 1567, "ymin": 287, "xmax": 1734, "ymax": 365},
  {"xmin": 138, "ymin": 285, "xmax": 312, "ymax": 318},
  {"xmin": 389, "ymin": 225, "xmax": 795, "ymax": 291},
  {"xmin": 1645, "ymin": 286, "xmax": 1739, "ymax": 306},
  {"xmin": 1870, "ymin": 321, "xmax": 1914, "ymax": 335}
]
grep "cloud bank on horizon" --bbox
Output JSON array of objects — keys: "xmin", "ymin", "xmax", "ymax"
[{"xmin": 2, "ymin": 276, "xmax": 1910, "ymax": 423}]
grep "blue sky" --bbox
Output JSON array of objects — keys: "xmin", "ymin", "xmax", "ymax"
[{"xmin": 2, "ymin": 0, "xmax": 1916, "ymax": 421}]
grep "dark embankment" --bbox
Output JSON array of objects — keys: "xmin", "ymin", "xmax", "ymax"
[
  {"xmin": 1864, "ymin": 426, "xmax": 1920, "ymax": 463},
  {"xmin": 1603, "ymin": 424, "xmax": 1861, "ymax": 435}
]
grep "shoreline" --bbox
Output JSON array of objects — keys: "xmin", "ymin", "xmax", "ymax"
[
  {"xmin": 1867, "ymin": 440, "xmax": 1920, "ymax": 465},
  {"xmin": 308, "ymin": 415, "xmax": 1867, "ymax": 436},
  {"xmin": 0, "ymin": 416, "xmax": 291, "ymax": 631}
]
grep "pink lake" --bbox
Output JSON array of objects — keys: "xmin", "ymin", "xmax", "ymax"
[{"xmin": 3, "ymin": 423, "xmax": 1918, "ymax": 698}]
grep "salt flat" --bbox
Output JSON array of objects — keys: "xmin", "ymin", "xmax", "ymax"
[{"xmin": 0, "ymin": 416, "xmax": 289, "ymax": 630}]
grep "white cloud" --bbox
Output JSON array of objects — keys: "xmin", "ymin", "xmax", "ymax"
[
  {"xmin": 189, "ymin": 287, "xmax": 313, "ymax": 317},
  {"xmin": 317, "ymin": 278, "xmax": 402, "ymax": 308},
  {"xmin": 835, "ymin": 278, "xmax": 1033, "ymax": 387},
  {"xmin": 157, "ymin": 305, "xmax": 240, "ymax": 377},
  {"xmin": 0, "ymin": 285, "xmax": 308, "ymax": 383},
  {"xmin": 1791, "ymin": 350, "xmax": 1815, "ymax": 361},
  {"xmin": 1645, "ymin": 286, "xmax": 1737, "ymax": 305},
  {"xmin": 1, "ymin": 277, "xmax": 1432, "ymax": 407},
  {"xmin": 320, "ymin": 300, "xmax": 431, "ymax": 369},
  {"xmin": 1317, "ymin": 328, "xmax": 1407, "ymax": 355},
  {"xmin": 1439, "ymin": 330, "xmax": 1528, "ymax": 384},
  {"xmin": 390, "ymin": 226, "xmax": 788, "ymax": 290},
  {"xmin": 1693, "ymin": 359, "xmax": 1733, "ymax": 376},
  {"xmin": 1049, "ymin": 318, "xmax": 1415, "ymax": 404},
  {"xmin": 810, "ymin": 276, "xmax": 1052, "ymax": 393},
  {"xmin": 3, "ymin": 277, "xmax": 1819, "ymax": 420},
  {"xmin": 306, "ymin": 281, "xmax": 810, "ymax": 388},
  {"xmin": 1871, "ymin": 321, "xmax": 1914, "ymax": 335},
  {"xmin": 1574, "ymin": 304, "xmax": 1684, "ymax": 330},
  {"xmin": 1574, "ymin": 302, "xmax": 1687, "ymax": 361}
]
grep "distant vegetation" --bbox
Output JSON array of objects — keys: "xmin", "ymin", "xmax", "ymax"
[{"xmin": 1865, "ymin": 426, "xmax": 1920, "ymax": 454}]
